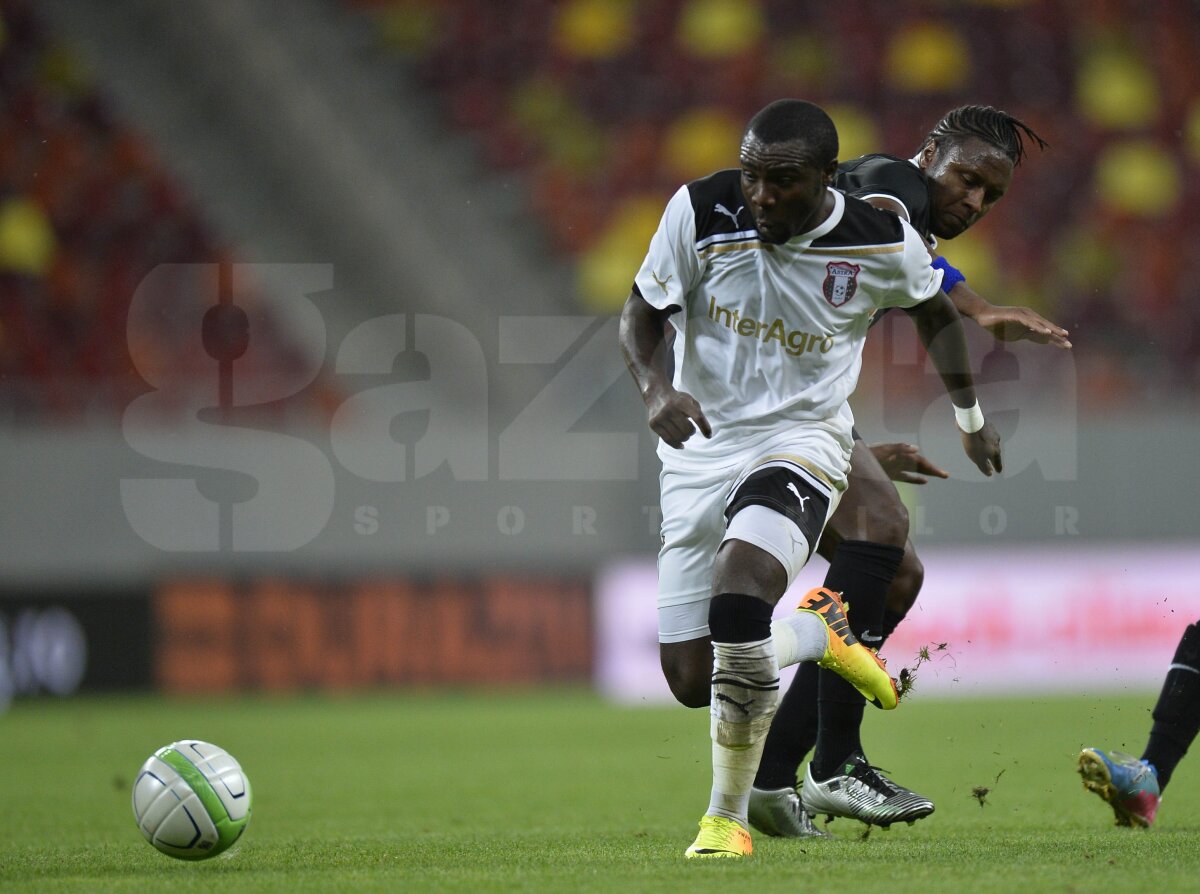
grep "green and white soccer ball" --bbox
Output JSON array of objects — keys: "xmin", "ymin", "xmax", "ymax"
[{"xmin": 132, "ymin": 740, "xmax": 252, "ymax": 860}]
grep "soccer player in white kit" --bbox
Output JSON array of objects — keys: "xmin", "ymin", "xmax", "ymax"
[{"xmin": 619, "ymin": 99, "xmax": 1002, "ymax": 859}]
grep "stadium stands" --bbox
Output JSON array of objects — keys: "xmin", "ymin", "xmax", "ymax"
[
  {"xmin": 0, "ymin": 0, "xmax": 328, "ymax": 422},
  {"xmin": 6, "ymin": 0, "xmax": 1196, "ymax": 417},
  {"xmin": 348, "ymin": 0, "xmax": 1200, "ymax": 408}
]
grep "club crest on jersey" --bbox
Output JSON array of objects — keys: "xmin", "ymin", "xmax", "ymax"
[{"xmin": 823, "ymin": 261, "xmax": 861, "ymax": 307}]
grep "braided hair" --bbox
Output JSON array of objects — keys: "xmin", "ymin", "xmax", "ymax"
[{"xmin": 923, "ymin": 105, "xmax": 1048, "ymax": 166}]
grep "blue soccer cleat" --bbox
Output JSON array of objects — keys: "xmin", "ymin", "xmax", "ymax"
[{"xmin": 1077, "ymin": 748, "xmax": 1161, "ymax": 828}]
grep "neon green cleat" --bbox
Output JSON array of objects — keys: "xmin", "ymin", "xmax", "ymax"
[
  {"xmin": 797, "ymin": 587, "xmax": 899, "ymax": 710},
  {"xmin": 684, "ymin": 815, "xmax": 753, "ymax": 859}
]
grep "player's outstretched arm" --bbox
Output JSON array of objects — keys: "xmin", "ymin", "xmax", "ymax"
[
  {"xmin": 904, "ymin": 291, "xmax": 1003, "ymax": 476},
  {"xmin": 869, "ymin": 443, "xmax": 950, "ymax": 485},
  {"xmin": 619, "ymin": 290, "xmax": 712, "ymax": 449},
  {"xmin": 943, "ymin": 273, "xmax": 1071, "ymax": 349},
  {"xmin": 856, "ymin": 195, "xmax": 1069, "ymax": 348}
]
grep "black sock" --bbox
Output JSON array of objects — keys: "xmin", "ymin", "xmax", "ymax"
[
  {"xmin": 708, "ymin": 592, "xmax": 774, "ymax": 643},
  {"xmin": 811, "ymin": 684, "xmax": 866, "ymax": 780},
  {"xmin": 754, "ymin": 661, "xmax": 819, "ymax": 789},
  {"xmin": 881, "ymin": 608, "xmax": 906, "ymax": 643},
  {"xmin": 824, "ymin": 539, "xmax": 904, "ymax": 646},
  {"xmin": 811, "ymin": 541, "xmax": 904, "ymax": 779},
  {"xmin": 1143, "ymin": 623, "xmax": 1200, "ymax": 790}
]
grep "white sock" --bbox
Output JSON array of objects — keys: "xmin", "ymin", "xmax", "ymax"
[
  {"xmin": 770, "ymin": 612, "xmax": 828, "ymax": 668},
  {"xmin": 706, "ymin": 637, "xmax": 780, "ymax": 826}
]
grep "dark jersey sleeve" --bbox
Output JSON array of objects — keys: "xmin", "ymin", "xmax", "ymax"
[{"xmin": 834, "ymin": 154, "xmax": 932, "ymax": 240}]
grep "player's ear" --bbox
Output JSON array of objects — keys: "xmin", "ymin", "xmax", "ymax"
[
  {"xmin": 918, "ymin": 140, "xmax": 938, "ymax": 169},
  {"xmin": 821, "ymin": 159, "xmax": 838, "ymax": 185}
]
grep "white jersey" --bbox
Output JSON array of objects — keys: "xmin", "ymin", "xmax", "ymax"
[{"xmin": 634, "ymin": 170, "xmax": 942, "ymax": 481}]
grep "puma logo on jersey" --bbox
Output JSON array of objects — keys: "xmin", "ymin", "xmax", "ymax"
[
  {"xmin": 714, "ymin": 203, "xmax": 744, "ymax": 226},
  {"xmin": 651, "ymin": 271, "xmax": 673, "ymax": 294},
  {"xmin": 786, "ymin": 482, "xmax": 810, "ymax": 511}
]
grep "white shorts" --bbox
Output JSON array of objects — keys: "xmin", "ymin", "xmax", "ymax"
[{"xmin": 656, "ymin": 430, "xmax": 846, "ymax": 643}]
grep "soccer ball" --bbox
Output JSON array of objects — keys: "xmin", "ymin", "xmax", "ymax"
[{"xmin": 132, "ymin": 740, "xmax": 252, "ymax": 860}]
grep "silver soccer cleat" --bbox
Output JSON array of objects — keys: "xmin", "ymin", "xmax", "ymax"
[
  {"xmin": 801, "ymin": 753, "xmax": 934, "ymax": 827},
  {"xmin": 748, "ymin": 785, "xmax": 833, "ymax": 838}
]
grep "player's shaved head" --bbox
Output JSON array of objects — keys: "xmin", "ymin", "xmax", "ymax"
[
  {"xmin": 738, "ymin": 100, "xmax": 839, "ymax": 244},
  {"xmin": 743, "ymin": 99, "xmax": 838, "ymax": 167}
]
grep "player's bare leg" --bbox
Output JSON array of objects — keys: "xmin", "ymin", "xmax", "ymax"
[{"xmin": 660, "ymin": 638, "xmax": 713, "ymax": 709}]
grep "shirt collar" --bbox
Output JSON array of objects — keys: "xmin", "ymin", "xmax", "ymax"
[{"xmin": 792, "ymin": 188, "xmax": 843, "ymax": 244}]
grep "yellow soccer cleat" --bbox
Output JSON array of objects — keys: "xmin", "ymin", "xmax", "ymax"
[
  {"xmin": 797, "ymin": 587, "xmax": 899, "ymax": 710},
  {"xmin": 684, "ymin": 815, "xmax": 753, "ymax": 859}
]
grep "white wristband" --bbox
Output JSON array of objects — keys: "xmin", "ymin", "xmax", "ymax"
[{"xmin": 954, "ymin": 400, "xmax": 985, "ymax": 434}]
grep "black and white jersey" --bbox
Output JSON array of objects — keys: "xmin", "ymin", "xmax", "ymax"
[
  {"xmin": 835, "ymin": 154, "xmax": 932, "ymax": 240},
  {"xmin": 634, "ymin": 169, "xmax": 942, "ymax": 470}
]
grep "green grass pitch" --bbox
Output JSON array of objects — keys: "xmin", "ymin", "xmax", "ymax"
[{"xmin": 2, "ymin": 689, "xmax": 1198, "ymax": 893}]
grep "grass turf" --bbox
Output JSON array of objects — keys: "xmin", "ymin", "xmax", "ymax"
[{"xmin": 1, "ymin": 689, "xmax": 1197, "ymax": 893}]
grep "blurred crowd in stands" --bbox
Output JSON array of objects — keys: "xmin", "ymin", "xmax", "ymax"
[
  {"xmin": 353, "ymin": 0, "xmax": 1200, "ymax": 411},
  {"xmin": 2, "ymin": 0, "xmax": 1196, "ymax": 421},
  {"xmin": 0, "ymin": 0, "xmax": 321, "ymax": 423}
]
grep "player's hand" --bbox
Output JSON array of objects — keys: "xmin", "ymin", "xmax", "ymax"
[
  {"xmin": 869, "ymin": 442, "xmax": 950, "ymax": 485},
  {"xmin": 960, "ymin": 421, "xmax": 1002, "ymax": 477},
  {"xmin": 644, "ymin": 385, "xmax": 712, "ymax": 449},
  {"xmin": 973, "ymin": 305, "xmax": 1071, "ymax": 349}
]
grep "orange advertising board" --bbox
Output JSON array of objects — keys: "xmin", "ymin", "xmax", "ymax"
[{"xmin": 154, "ymin": 577, "xmax": 592, "ymax": 693}]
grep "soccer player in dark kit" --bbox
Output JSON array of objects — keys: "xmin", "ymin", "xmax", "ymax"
[
  {"xmin": 748, "ymin": 106, "xmax": 1070, "ymax": 837},
  {"xmin": 1079, "ymin": 622, "xmax": 1200, "ymax": 828}
]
